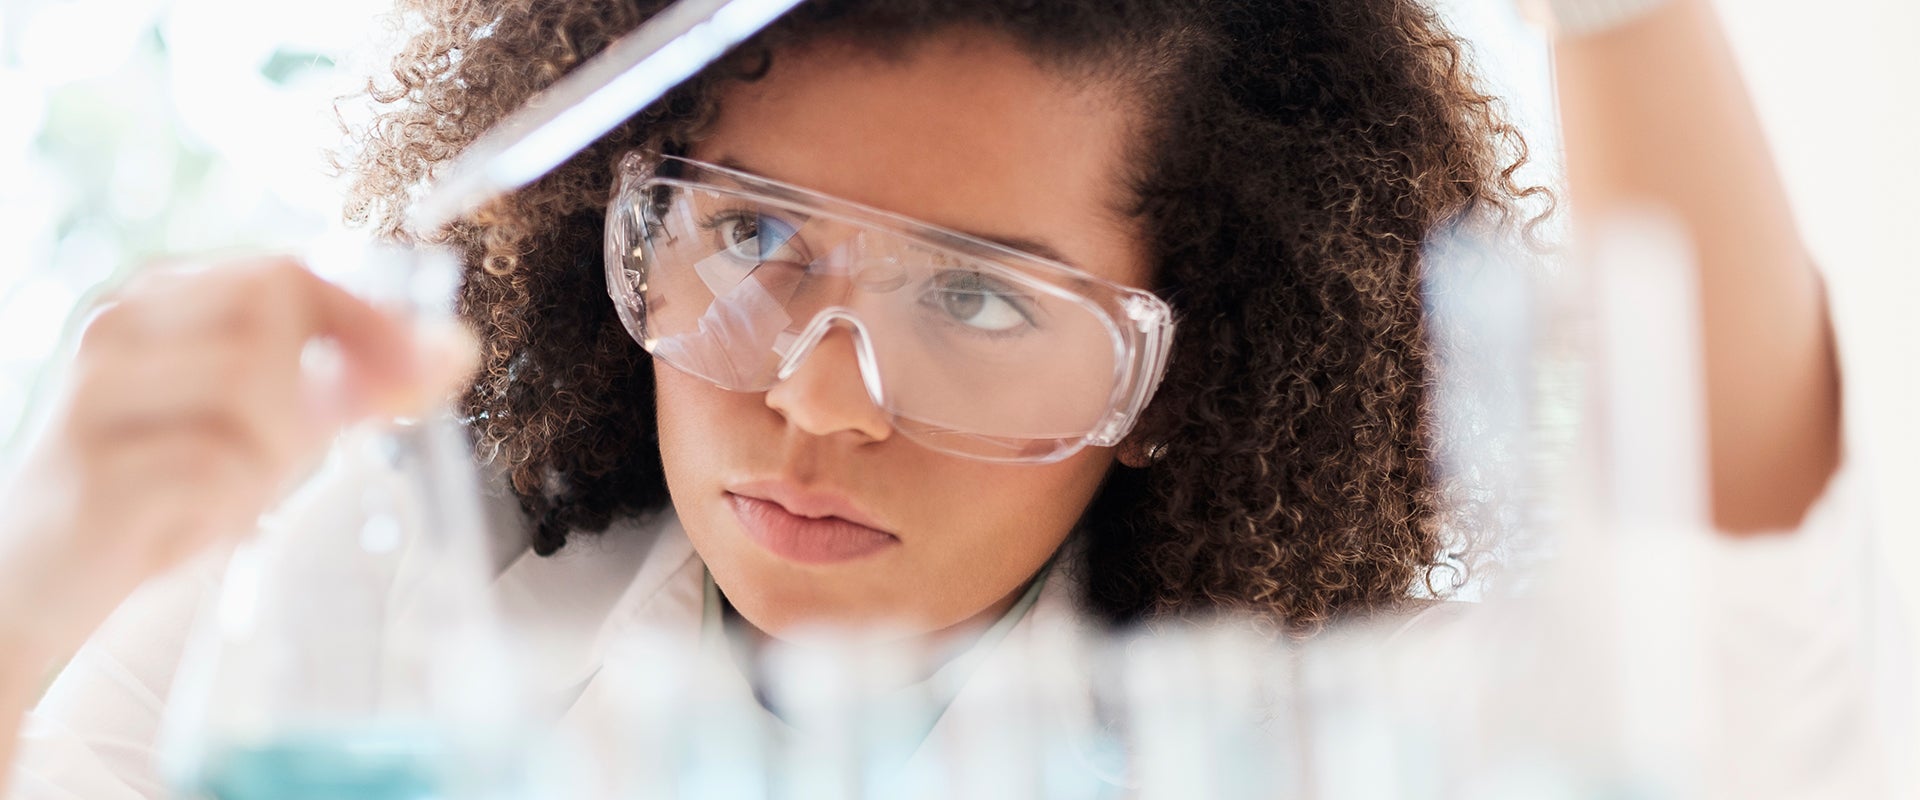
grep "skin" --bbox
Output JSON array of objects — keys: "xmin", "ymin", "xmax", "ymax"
[
  {"xmin": 0, "ymin": 258, "xmax": 475, "ymax": 772},
  {"xmin": 0, "ymin": 4, "xmax": 1848, "ymax": 776},
  {"xmin": 1551, "ymin": 0, "xmax": 1841, "ymax": 533},
  {"xmin": 655, "ymin": 31, "xmax": 1154, "ymax": 639}
]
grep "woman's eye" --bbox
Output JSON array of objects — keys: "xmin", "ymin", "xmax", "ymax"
[
  {"xmin": 923, "ymin": 271, "xmax": 1035, "ymax": 334},
  {"xmin": 707, "ymin": 211, "xmax": 799, "ymax": 261},
  {"xmin": 714, "ymin": 214, "xmax": 760, "ymax": 258}
]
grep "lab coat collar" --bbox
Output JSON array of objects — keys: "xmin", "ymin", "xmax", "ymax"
[
  {"xmin": 487, "ymin": 507, "xmax": 1127, "ymax": 791},
  {"xmin": 490, "ymin": 508, "xmax": 700, "ymax": 716}
]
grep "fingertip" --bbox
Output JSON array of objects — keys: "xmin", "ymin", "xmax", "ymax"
[
  {"xmin": 413, "ymin": 319, "xmax": 483, "ymax": 395},
  {"xmin": 362, "ymin": 320, "xmax": 481, "ymax": 418}
]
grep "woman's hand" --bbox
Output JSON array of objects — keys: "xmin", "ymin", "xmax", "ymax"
[{"xmin": 0, "ymin": 255, "xmax": 477, "ymax": 662}]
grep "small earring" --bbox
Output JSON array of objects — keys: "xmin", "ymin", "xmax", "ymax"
[{"xmin": 1122, "ymin": 439, "xmax": 1166, "ymax": 468}]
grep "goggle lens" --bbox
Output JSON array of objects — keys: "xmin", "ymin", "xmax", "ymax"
[{"xmin": 629, "ymin": 183, "xmax": 1124, "ymax": 462}]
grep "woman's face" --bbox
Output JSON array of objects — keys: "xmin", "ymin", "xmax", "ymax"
[{"xmin": 654, "ymin": 30, "xmax": 1151, "ymax": 638}]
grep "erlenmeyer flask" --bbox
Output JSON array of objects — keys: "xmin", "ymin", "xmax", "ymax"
[{"xmin": 160, "ymin": 246, "xmax": 524, "ymax": 800}]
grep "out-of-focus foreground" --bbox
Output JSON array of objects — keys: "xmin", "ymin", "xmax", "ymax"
[{"xmin": 0, "ymin": 0, "xmax": 1913, "ymax": 782}]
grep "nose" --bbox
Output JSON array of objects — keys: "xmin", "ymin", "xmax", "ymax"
[{"xmin": 763, "ymin": 323, "xmax": 893, "ymax": 445}]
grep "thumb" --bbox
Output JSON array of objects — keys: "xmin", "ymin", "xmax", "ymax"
[
  {"xmin": 288, "ymin": 263, "xmax": 480, "ymax": 420},
  {"xmin": 366, "ymin": 319, "xmax": 482, "ymax": 418}
]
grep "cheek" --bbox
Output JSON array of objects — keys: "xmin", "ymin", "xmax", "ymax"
[
  {"xmin": 652, "ymin": 362, "xmax": 708, "ymax": 455},
  {"xmin": 917, "ymin": 456, "xmax": 1108, "ymax": 560},
  {"xmin": 904, "ymin": 452, "xmax": 1112, "ymax": 605},
  {"xmin": 652, "ymin": 362, "xmax": 765, "ymax": 501}
]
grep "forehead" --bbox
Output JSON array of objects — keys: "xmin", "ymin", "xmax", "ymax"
[{"xmin": 686, "ymin": 30, "xmax": 1151, "ymax": 288}]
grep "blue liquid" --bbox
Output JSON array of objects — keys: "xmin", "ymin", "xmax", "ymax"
[{"xmin": 188, "ymin": 730, "xmax": 447, "ymax": 800}]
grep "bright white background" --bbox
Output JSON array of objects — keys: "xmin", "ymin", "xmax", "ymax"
[{"xmin": 0, "ymin": 0, "xmax": 1913, "ymax": 763}]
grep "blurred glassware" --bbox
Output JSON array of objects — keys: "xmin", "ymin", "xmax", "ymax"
[{"xmin": 157, "ymin": 246, "xmax": 526, "ymax": 800}]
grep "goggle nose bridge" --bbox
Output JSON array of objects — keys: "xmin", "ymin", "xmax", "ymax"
[{"xmin": 772, "ymin": 306, "xmax": 889, "ymax": 411}]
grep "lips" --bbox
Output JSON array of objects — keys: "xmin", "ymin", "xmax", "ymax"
[{"xmin": 725, "ymin": 482, "xmax": 898, "ymax": 565}]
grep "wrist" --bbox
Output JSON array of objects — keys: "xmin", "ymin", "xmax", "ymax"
[
  {"xmin": 0, "ymin": 610, "xmax": 65, "ymax": 678},
  {"xmin": 0, "ymin": 528, "xmax": 140, "ymax": 665},
  {"xmin": 0, "ymin": 549, "xmax": 87, "ymax": 672},
  {"xmin": 1541, "ymin": 0, "xmax": 1675, "ymax": 37}
]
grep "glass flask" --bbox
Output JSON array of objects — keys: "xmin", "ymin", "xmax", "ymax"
[{"xmin": 160, "ymin": 246, "xmax": 524, "ymax": 800}]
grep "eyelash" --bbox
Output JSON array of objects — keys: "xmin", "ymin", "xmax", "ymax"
[
  {"xmin": 696, "ymin": 207, "xmax": 809, "ymax": 262},
  {"xmin": 919, "ymin": 272, "xmax": 1042, "ymax": 338},
  {"xmin": 690, "ymin": 204, "xmax": 1042, "ymax": 336}
]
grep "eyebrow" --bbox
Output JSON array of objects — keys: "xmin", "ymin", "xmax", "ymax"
[{"xmin": 711, "ymin": 155, "xmax": 1078, "ymax": 267}]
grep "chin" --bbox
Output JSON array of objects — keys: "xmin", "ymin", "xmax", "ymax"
[
  {"xmin": 690, "ymin": 520, "xmax": 930, "ymax": 636},
  {"xmin": 724, "ymin": 567, "xmax": 935, "ymax": 640}
]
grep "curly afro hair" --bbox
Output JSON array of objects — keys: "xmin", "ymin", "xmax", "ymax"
[{"xmin": 338, "ymin": 0, "xmax": 1544, "ymax": 632}]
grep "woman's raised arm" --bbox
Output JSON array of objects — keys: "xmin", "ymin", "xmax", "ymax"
[
  {"xmin": 0, "ymin": 258, "xmax": 475, "ymax": 780},
  {"xmin": 1546, "ymin": 0, "xmax": 1843, "ymax": 532}
]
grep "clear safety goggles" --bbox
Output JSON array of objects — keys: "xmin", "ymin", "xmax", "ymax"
[{"xmin": 604, "ymin": 153, "xmax": 1176, "ymax": 464}]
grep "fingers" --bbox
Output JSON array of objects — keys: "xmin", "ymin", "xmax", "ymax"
[
  {"xmin": 95, "ymin": 254, "xmax": 479, "ymax": 416},
  {"xmin": 294, "ymin": 265, "xmax": 432, "ymax": 414},
  {"xmin": 0, "ymin": 251, "xmax": 484, "ymax": 659},
  {"xmin": 33, "ymin": 253, "xmax": 476, "ymax": 587},
  {"xmin": 281, "ymin": 259, "xmax": 481, "ymax": 419},
  {"xmin": 67, "ymin": 337, "xmax": 315, "ymax": 476},
  {"xmin": 83, "ymin": 260, "xmax": 347, "ymax": 467}
]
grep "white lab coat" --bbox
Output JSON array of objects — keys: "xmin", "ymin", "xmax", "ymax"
[
  {"xmin": 2, "ymin": 471, "xmax": 1116, "ymax": 799},
  {"xmin": 6, "ymin": 426, "xmax": 1910, "ymax": 798}
]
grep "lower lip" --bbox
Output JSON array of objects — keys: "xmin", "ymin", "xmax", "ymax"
[{"xmin": 727, "ymin": 493, "xmax": 898, "ymax": 565}]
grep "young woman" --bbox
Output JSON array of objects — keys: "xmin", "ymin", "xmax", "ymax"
[{"xmin": 0, "ymin": 0, "xmax": 1863, "ymax": 794}]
